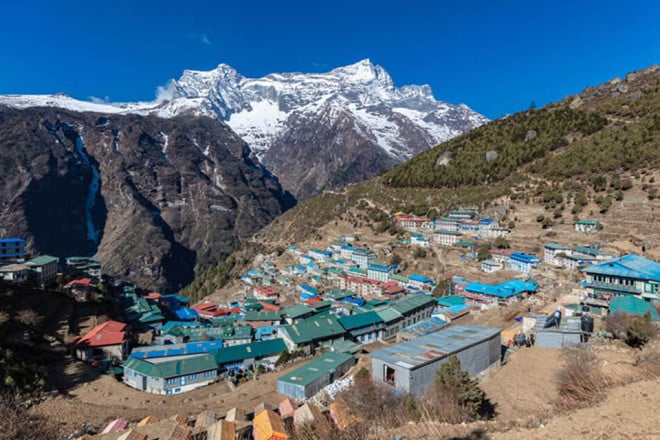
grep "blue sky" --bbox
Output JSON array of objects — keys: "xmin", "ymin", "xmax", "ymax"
[{"xmin": 0, "ymin": 0, "xmax": 658, "ymax": 118}]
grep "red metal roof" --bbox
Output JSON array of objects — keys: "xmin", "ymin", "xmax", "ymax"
[
  {"xmin": 255, "ymin": 286, "xmax": 279, "ymax": 296},
  {"xmin": 304, "ymin": 296, "xmax": 322, "ymax": 305},
  {"xmin": 64, "ymin": 278, "xmax": 92, "ymax": 288},
  {"xmin": 145, "ymin": 292, "xmax": 162, "ymax": 300},
  {"xmin": 259, "ymin": 301, "xmax": 282, "ymax": 311},
  {"xmin": 75, "ymin": 320, "xmax": 126, "ymax": 348}
]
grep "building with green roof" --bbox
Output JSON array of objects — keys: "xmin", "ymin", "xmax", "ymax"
[
  {"xmin": 374, "ymin": 306, "xmax": 404, "ymax": 340},
  {"xmin": 338, "ymin": 311, "xmax": 385, "ymax": 344},
  {"xmin": 278, "ymin": 316, "xmax": 346, "ymax": 352},
  {"xmin": 212, "ymin": 339, "xmax": 287, "ymax": 370},
  {"xmin": 280, "ymin": 304, "xmax": 315, "ymax": 323},
  {"xmin": 391, "ymin": 295, "xmax": 436, "ymax": 327},
  {"xmin": 162, "ymin": 324, "xmax": 253, "ymax": 346},
  {"xmin": 123, "ymin": 353, "xmax": 218, "ymax": 394},
  {"xmin": 609, "ymin": 296, "xmax": 660, "ymax": 321},
  {"xmin": 25, "ymin": 255, "xmax": 59, "ymax": 287},
  {"xmin": 277, "ymin": 352, "xmax": 355, "ymax": 399}
]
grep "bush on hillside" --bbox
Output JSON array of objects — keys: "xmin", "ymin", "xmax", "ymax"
[
  {"xmin": 432, "ymin": 355, "xmax": 495, "ymax": 421},
  {"xmin": 557, "ymin": 348, "xmax": 609, "ymax": 409},
  {"xmin": 626, "ymin": 312, "xmax": 656, "ymax": 348}
]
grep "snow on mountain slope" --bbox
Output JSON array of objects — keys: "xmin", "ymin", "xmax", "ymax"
[
  {"xmin": 165, "ymin": 59, "xmax": 489, "ymax": 159},
  {"xmin": 0, "ymin": 59, "xmax": 488, "ymax": 199},
  {"xmin": 0, "ymin": 59, "xmax": 487, "ymax": 160}
]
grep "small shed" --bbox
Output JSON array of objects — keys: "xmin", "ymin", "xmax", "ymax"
[{"xmin": 277, "ymin": 352, "xmax": 355, "ymax": 399}]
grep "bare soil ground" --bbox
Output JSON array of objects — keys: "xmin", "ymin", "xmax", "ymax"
[{"xmin": 32, "ymin": 356, "xmax": 312, "ymax": 437}]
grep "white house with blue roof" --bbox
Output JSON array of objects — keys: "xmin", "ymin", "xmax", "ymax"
[
  {"xmin": 367, "ymin": 262, "xmax": 396, "ymax": 282},
  {"xmin": 507, "ymin": 252, "xmax": 541, "ymax": 272},
  {"xmin": 581, "ymin": 254, "xmax": 660, "ymax": 300}
]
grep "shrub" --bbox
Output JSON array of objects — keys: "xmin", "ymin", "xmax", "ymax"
[
  {"xmin": 557, "ymin": 348, "xmax": 609, "ymax": 409},
  {"xmin": 432, "ymin": 355, "xmax": 495, "ymax": 421},
  {"xmin": 626, "ymin": 312, "xmax": 655, "ymax": 348},
  {"xmin": 605, "ymin": 311, "xmax": 632, "ymax": 340},
  {"xmin": 413, "ymin": 248, "xmax": 427, "ymax": 259}
]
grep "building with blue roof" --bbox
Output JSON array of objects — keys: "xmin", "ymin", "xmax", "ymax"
[
  {"xmin": 129, "ymin": 340, "xmax": 224, "ymax": 359},
  {"xmin": 370, "ymin": 325, "xmax": 501, "ymax": 396},
  {"xmin": 507, "ymin": 252, "xmax": 541, "ymax": 273},
  {"xmin": 408, "ymin": 274, "xmax": 436, "ymax": 291},
  {"xmin": 0, "ymin": 238, "xmax": 26, "ymax": 264},
  {"xmin": 367, "ymin": 262, "xmax": 396, "ymax": 282},
  {"xmin": 581, "ymin": 254, "xmax": 660, "ymax": 299},
  {"xmin": 463, "ymin": 279, "xmax": 537, "ymax": 300}
]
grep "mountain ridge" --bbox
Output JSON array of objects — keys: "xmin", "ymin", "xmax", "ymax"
[{"xmin": 0, "ymin": 59, "xmax": 487, "ymax": 199}]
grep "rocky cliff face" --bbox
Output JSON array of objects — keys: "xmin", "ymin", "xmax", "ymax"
[{"xmin": 0, "ymin": 106, "xmax": 291, "ymax": 290}]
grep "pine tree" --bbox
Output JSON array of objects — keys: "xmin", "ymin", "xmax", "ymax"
[{"xmin": 434, "ymin": 355, "xmax": 494, "ymax": 420}]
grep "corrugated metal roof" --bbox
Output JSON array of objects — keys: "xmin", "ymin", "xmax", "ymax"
[
  {"xmin": 391, "ymin": 294, "xmax": 435, "ymax": 314},
  {"xmin": 581, "ymin": 254, "xmax": 660, "ymax": 281},
  {"xmin": 123, "ymin": 353, "xmax": 216, "ymax": 378},
  {"xmin": 338, "ymin": 311, "xmax": 383, "ymax": 330},
  {"xmin": 278, "ymin": 352, "xmax": 353, "ymax": 387},
  {"xmin": 280, "ymin": 316, "xmax": 345, "ymax": 344},
  {"xmin": 25, "ymin": 255, "xmax": 58, "ymax": 266},
  {"xmin": 610, "ymin": 296, "xmax": 660, "ymax": 321},
  {"xmin": 370, "ymin": 325, "xmax": 501, "ymax": 369},
  {"xmin": 212, "ymin": 339, "xmax": 287, "ymax": 365}
]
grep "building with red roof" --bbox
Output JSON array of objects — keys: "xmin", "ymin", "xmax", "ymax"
[
  {"xmin": 75, "ymin": 320, "xmax": 127, "ymax": 362},
  {"xmin": 254, "ymin": 285, "xmax": 279, "ymax": 300}
]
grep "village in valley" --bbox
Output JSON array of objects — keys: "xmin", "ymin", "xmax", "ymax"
[{"xmin": 1, "ymin": 199, "xmax": 659, "ymax": 440}]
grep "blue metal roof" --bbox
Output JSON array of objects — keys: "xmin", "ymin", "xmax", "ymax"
[
  {"xmin": 0, "ymin": 238, "xmax": 25, "ymax": 244},
  {"xmin": 130, "ymin": 340, "xmax": 224, "ymax": 359},
  {"xmin": 175, "ymin": 308, "xmax": 200, "ymax": 320},
  {"xmin": 581, "ymin": 254, "xmax": 660, "ymax": 281},
  {"xmin": 300, "ymin": 284, "xmax": 318, "ymax": 294},
  {"xmin": 409, "ymin": 274, "xmax": 434, "ymax": 283},
  {"xmin": 370, "ymin": 325, "xmax": 500, "ymax": 369},
  {"xmin": 510, "ymin": 252, "xmax": 540, "ymax": 263},
  {"xmin": 161, "ymin": 294, "xmax": 191, "ymax": 304},
  {"xmin": 464, "ymin": 279, "xmax": 537, "ymax": 298},
  {"xmin": 159, "ymin": 321, "xmax": 201, "ymax": 332}
]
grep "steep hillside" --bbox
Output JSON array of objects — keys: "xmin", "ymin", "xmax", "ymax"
[
  {"xmin": 0, "ymin": 107, "xmax": 292, "ymax": 290},
  {"xmin": 189, "ymin": 65, "xmax": 660, "ymax": 296}
]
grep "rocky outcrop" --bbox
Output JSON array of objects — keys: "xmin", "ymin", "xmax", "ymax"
[{"xmin": 0, "ymin": 107, "xmax": 292, "ymax": 290}]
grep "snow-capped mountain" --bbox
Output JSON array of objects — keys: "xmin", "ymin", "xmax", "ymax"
[
  {"xmin": 165, "ymin": 59, "xmax": 488, "ymax": 160},
  {"xmin": 0, "ymin": 59, "xmax": 487, "ymax": 199}
]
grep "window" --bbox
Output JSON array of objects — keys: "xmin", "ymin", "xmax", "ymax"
[{"xmin": 384, "ymin": 366, "xmax": 396, "ymax": 385}]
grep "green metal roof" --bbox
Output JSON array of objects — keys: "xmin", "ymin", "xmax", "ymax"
[
  {"xmin": 325, "ymin": 289, "xmax": 354, "ymax": 300},
  {"xmin": 243, "ymin": 310, "xmax": 283, "ymax": 321},
  {"xmin": 25, "ymin": 255, "xmax": 59, "ymax": 266},
  {"xmin": 280, "ymin": 316, "xmax": 345, "ymax": 344},
  {"xmin": 338, "ymin": 311, "xmax": 383, "ymax": 331},
  {"xmin": 374, "ymin": 306, "xmax": 403, "ymax": 323},
  {"xmin": 391, "ymin": 295, "xmax": 435, "ymax": 315},
  {"xmin": 576, "ymin": 220, "xmax": 599, "ymax": 225},
  {"xmin": 278, "ymin": 352, "xmax": 353, "ymax": 387},
  {"xmin": 455, "ymin": 241, "xmax": 474, "ymax": 247},
  {"xmin": 281, "ymin": 304, "xmax": 314, "ymax": 319},
  {"xmin": 174, "ymin": 324, "xmax": 252, "ymax": 341},
  {"xmin": 544, "ymin": 242, "xmax": 572, "ymax": 250},
  {"xmin": 610, "ymin": 296, "xmax": 660, "ymax": 321},
  {"xmin": 436, "ymin": 295, "xmax": 466, "ymax": 307},
  {"xmin": 212, "ymin": 339, "xmax": 287, "ymax": 365},
  {"xmin": 309, "ymin": 300, "xmax": 332, "ymax": 311},
  {"xmin": 390, "ymin": 274, "xmax": 408, "ymax": 283},
  {"xmin": 123, "ymin": 353, "xmax": 217, "ymax": 378}
]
